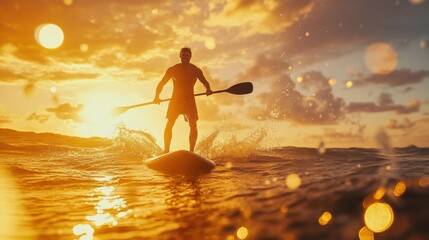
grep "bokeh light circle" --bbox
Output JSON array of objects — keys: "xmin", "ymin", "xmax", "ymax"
[
  {"xmin": 364, "ymin": 42, "xmax": 397, "ymax": 75},
  {"xmin": 285, "ymin": 173, "xmax": 301, "ymax": 189},
  {"xmin": 35, "ymin": 23, "xmax": 64, "ymax": 49},
  {"xmin": 364, "ymin": 202, "xmax": 394, "ymax": 233}
]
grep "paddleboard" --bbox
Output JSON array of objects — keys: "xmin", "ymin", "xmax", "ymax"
[{"xmin": 146, "ymin": 150, "xmax": 215, "ymax": 175}]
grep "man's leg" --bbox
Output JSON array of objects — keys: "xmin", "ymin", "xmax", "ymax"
[
  {"xmin": 164, "ymin": 118, "xmax": 176, "ymax": 153},
  {"xmin": 189, "ymin": 119, "xmax": 198, "ymax": 152}
]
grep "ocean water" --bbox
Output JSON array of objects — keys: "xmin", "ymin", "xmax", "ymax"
[{"xmin": 0, "ymin": 128, "xmax": 428, "ymax": 240}]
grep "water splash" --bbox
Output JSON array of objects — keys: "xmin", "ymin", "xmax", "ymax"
[
  {"xmin": 109, "ymin": 124, "xmax": 162, "ymax": 158},
  {"xmin": 375, "ymin": 129, "xmax": 392, "ymax": 154},
  {"xmin": 196, "ymin": 128, "xmax": 267, "ymax": 159}
]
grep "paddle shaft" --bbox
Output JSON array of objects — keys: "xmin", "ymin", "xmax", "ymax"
[
  {"xmin": 111, "ymin": 82, "xmax": 253, "ymax": 116},
  {"xmin": 125, "ymin": 89, "xmax": 226, "ymax": 110}
]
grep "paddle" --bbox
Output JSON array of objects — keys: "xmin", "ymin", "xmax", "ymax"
[{"xmin": 110, "ymin": 82, "xmax": 253, "ymax": 116}]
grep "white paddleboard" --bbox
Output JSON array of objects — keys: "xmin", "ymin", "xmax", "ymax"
[{"xmin": 146, "ymin": 150, "xmax": 215, "ymax": 175}]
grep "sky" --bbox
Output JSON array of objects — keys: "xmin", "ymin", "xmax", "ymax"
[{"xmin": 0, "ymin": 0, "xmax": 428, "ymax": 149}]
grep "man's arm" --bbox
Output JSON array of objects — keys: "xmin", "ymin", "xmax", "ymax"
[
  {"xmin": 197, "ymin": 68, "xmax": 213, "ymax": 95},
  {"xmin": 154, "ymin": 68, "xmax": 171, "ymax": 104}
]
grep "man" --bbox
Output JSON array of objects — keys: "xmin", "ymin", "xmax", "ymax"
[{"xmin": 154, "ymin": 47, "xmax": 212, "ymax": 153}]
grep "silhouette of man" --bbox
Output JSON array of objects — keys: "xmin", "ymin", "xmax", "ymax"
[{"xmin": 154, "ymin": 47, "xmax": 212, "ymax": 153}]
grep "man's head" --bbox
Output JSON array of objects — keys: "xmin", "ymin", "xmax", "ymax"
[{"xmin": 180, "ymin": 47, "xmax": 192, "ymax": 64}]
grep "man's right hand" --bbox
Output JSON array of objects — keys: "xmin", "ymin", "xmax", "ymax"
[{"xmin": 153, "ymin": 97, "xmax": 161, "ymax": 104}]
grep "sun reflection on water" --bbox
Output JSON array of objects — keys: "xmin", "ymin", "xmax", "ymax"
[{"xmin": 73, "ymin": 176, "xmax": 130, "ymax": 239}]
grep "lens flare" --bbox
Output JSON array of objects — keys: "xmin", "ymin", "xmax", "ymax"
[
  {"xmin": 358, "ymin": 226, "xmax": 374, "ymax": 240},
  {"xmin": 393, "ymin": 181, "xmax": 406, "ymax": 197},
  {"xmin": 35, "ymin": 23, "xmax": 64, "ymax": 49},
  {"xmin": 280, "ymin": 205, "xmax": 288, "ymax": 214},
  {"xmin": 364, "ymin": 42, "xmax": 397, "ymax": 75},
  {"xmin": 419, "ymin": 176, "xmax": 429, "ymax": 187},
  {"xmin": 373, "ymin": 187, "xmax": 386, "ymax": 200},
  {"xmin": 346, "ymin": 81, "xmax": 353, "ymax": 88},
  {"xmin": 285, "ymin": 174, "xmax": 301, "ymax": 190},
  {"xmin": 364, "ymin": 202, "xmax": 394, "ymax": 233},
  {"xmin": 420, "ymin": 39, "xmax": 427, "ymax": 48},
  {"xmin": 237, "ymin": 226, "xmax": 249, "ymax": 239},
  {"xmin": 409, "ymin": 0, "xmax": 425, "ymax": 5},
  {"xmin": 318, "ymin": 211, "xmax": 332, "ymax": 225},
  {"xmin": 80, "ymin": 44, "xmax": 89, "ymax": 52}
]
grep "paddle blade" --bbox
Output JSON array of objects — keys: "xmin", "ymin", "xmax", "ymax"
[
  {"xmin": 110, "ymin": 106, "xmax": 129, "ymax": 117},
  {"xmin": 225, "ymin": 82, "xmax": 253, "ymax": 95}
]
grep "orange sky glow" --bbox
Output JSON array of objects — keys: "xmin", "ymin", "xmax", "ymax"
[{"xmin": 1, "ymin": 0, "xmax": 428, "ymax": 149}]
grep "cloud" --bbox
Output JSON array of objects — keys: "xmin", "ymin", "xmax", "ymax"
[
  {"xmin": 386, "ymin": 118, "xmax": 415, "ymax": 129},
  {"xmin": 284, "ymin": 0, "xmax": 429, "ymax": 63},
  {"xmin": 352, "ymin": 69, "xmax": 429, "ymax": 88},
  {"xmin": 0, "ymin": 68, "xmax": 26, "ymax": 82},
  {"xmin": 323, "ymin": 124, "xmax": 366, "ymax": 141},
  {"xmin": 42, "ymin": 71, "xmax": 99, "ymax": 82},
  {"xmin": 26, "ymin": 112, "xmax": 50, "ymax": 124},
  {"xmin": 46, "ymin": 103, "xmax": 83, "ymax": 122},
  {"xmin": 307, "ymin": 123, "xmax": 367, "ymax": 143},
  {"xmin": 347, "ymin": 96, "xmax": 420, "ymax": 114},
  {"xmin": 378, "ymin": 93, "xmax": 394, "ymax": 106},
  {"xmin": 0, "ymin": 113, "xmax": 11, "ymax": 124},
  {"xmin": 246, "ymin": 56, "xmax": 346, "ymax": 124},
  {"xmin": 205, "ymin": 0, "xmax": 315, "ymax": 35}
]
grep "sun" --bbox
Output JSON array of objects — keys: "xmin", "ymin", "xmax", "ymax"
[
  {"xmin": 78, "ymin": 93, "xmax": 121, "ymax": 138},
  {"xmin": 35, "ymin": 23, "xmax": 64, "ymax": 49}
]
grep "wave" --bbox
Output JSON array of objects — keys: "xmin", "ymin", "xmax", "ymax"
[
  {"xmin": 0, "ymin": 128, "xmax": 112, "ymax": 149},
  {"xmin": 6, "ymin": 165, "xmax": 41, "ymax": 175}
]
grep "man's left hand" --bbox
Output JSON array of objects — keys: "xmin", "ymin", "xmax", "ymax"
[{"xmin": 206, "ymin": 89, "xmax": 213, "ymax": 96}]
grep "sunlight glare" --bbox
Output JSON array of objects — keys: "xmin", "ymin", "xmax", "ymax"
[
  {"xmin": 35, "ymin": 24, "xmax": 64, "ymax": 49},
  {"xmin": 78, "ymin": 93, "xmax": 123, "ymax": 137}
]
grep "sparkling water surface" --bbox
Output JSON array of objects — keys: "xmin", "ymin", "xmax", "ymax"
[{"xmin": 1, "ymin": 128, "xmax": 429, "ymax": 240}]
